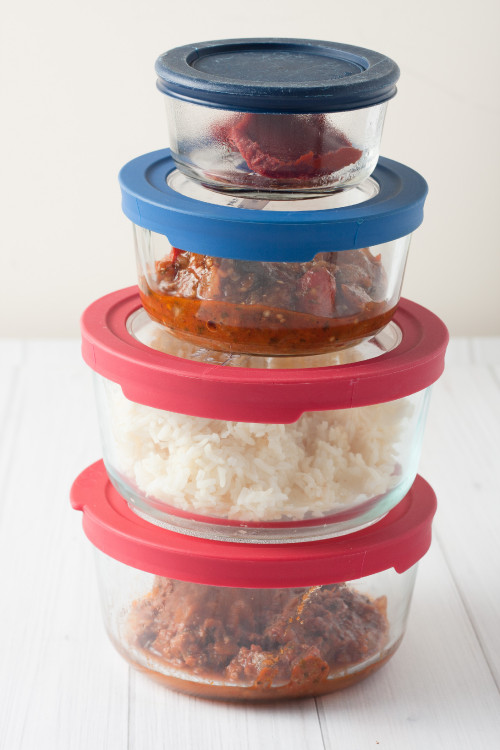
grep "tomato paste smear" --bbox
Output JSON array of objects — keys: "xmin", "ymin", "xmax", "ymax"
[
  {"xmin": 215, "ymin": 113, "xmax": 362, "ymax": 179},
  {"xmin": 140, "ymin": 247, "xmax": 392, "ymax": 355},
  {"xmin": 129, "ymin": 579, "xmax": 388, "ymax": 693}
]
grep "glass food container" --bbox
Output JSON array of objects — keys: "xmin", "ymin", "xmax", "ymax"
[
  {"xmin": 155, "ymin": 38, "xmax": 400, "ymax": 196},
  {"xmin": 70, "ymin": 461, "xmax": 437, "ymax": 701},
  {"xmin": 81, "ymin": 289, "xmax": 448, "ymax": 543},
  {"xmin": 119, "ymin": 151, "xmax": 428, "ymax": 356}
]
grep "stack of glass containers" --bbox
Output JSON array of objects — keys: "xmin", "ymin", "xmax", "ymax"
[{"xmin": 72, "ymin": 38, "xmax": 449, "ymax": 701}]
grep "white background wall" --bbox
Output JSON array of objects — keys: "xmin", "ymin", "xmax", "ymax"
[{"xmin": 1, "ymin": 0, "xmax": 499, "ymax": 337}]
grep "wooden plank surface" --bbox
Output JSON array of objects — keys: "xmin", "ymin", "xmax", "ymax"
[
  {"xmin": 0, "ymin": 342, "xmax": 128, "ymax": 750},
  {"xmin": 129, "ymin": 670, "xmax": 324, "ymax": 750},
  {"xmin": 471, "ymin": 337, "xmax": 500, "ymax": 364},
  {"xmin": 420, "ymin": 351, "xmax": 500, "ymax": 688},
  {"xmin": 0, "ymin": 338, "xmax": 498, "ymax": 750},
  {"xmin": 317, "ymin": 542, "xmax": 500, "ymax": 750}
]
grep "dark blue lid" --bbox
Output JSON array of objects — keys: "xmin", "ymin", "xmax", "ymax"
[
  {"xmin": 119, "ymin": 150, "xmax": 427, "ymax": 262},
  {"xmin": 156, "ymin": 38, "xmax": 400, "ymax": 113}
]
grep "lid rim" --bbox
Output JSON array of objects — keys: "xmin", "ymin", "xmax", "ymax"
[
  {"xmin": 118, "ymin": 151, "xmax": 428, "ymax": 260},
  {"xmin": 155, "ymin": 38, "xmax": 400, "ymax": 112},
  {"xmin": 71, "ymin": 461, "xmax": 436, "ymax": 587},
  {"xmin": 156, "ymin": 79, "xmax": 398, "ymax": 113},
  {"xmin": 80, "ymin": 289, "xmax": 449, "ymax": 422}
]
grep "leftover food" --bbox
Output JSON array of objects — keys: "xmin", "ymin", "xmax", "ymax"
[
  {"xmin": 128, "ymin": 578, "xmax": 389, "ymax": 698},
  {"xmin": 139, "ymin": 247, "xmax": 392, "ymax": 355}
]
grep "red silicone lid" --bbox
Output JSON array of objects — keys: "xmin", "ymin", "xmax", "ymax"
[
  {"xmin": 80, "ymin": 288, "xmax": 449, "ymax": 423},
  {"xmin": 71, "ymin": 460, "xmax": 437, "ymax": 587}
]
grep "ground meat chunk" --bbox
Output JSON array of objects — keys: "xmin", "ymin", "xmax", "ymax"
[
  {"xmin": 225, "ymin": 643, "xmax": 329, "ymax": 688},
  {"xmin": 129, "ymin": 579, "xmax": 388, "ymax": 691}
]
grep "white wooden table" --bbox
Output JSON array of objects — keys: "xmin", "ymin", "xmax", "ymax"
[{"xmin": 1, "ymin": 338, "xmax": 499, "ymax": 750}]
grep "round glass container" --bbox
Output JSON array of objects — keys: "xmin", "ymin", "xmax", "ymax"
[
  {"xmin": 155, "ymin": 38, "xmax": 399, "ymax": 195},
  {"xmin": 81, "ymin": 289, "xmax": 448, "ymax": 543},
  {"xmin": 119, "ymin": 151, "xmax": 427, "ymax": 356},
  {"xmin": 70, "ymin": 461, "xmax": 436, "ymax": 701}
]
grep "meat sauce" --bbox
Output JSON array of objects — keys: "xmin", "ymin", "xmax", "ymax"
[
  {"xmin": 127, "ymin": 579, "xmax": 390, "ymax": 700},
  {"xmin": 213, "ymin": 113, "xmax": 362, "ymax": 184},
  {"xmin": 140, "ymin": 247, "xmax": 394, "ymax": 355}
]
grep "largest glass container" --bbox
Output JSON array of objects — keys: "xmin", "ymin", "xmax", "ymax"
[
  {"xmin": 119, "ymin": 151, "xmax": 428, "ymax": 356},
  {"xmin": 81, "ymin": 290, "xmax": 448, "ymax": 543},
  {"xmin": 71, "ymin": 461, "xmax": 437, "ymax": 701}
]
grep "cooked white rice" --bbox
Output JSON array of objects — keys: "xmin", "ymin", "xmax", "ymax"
[{"xmin": 105, "ymin": 380, "xmax": 412, "ymax": 522}]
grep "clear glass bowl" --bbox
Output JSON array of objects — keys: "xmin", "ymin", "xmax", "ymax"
[
  {"xmin": 71, "ymin": 459, "xmax": 435, "ymax": 701},
  {"xmin": 96, "ymin": 550, "xmax": 417, "ymax": 700},
  {"xmin": 93, "ymin": 309, "xmax": 431, "ymax": 542},
  {"xmin": 82, "ymin": 288, "xmax": 446, "ymax": 544},
  {"xmin": 133, "ymin": 175, "xmax": 410, "ymax": 356},
  {"xmin": 163, "ymin": 101, "xmax": 389, "ymax": 196}
]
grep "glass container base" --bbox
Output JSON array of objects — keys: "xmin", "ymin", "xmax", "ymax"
[{"xmin": 106, "ymin": 463, "xmax": 414, "ymax": 544}]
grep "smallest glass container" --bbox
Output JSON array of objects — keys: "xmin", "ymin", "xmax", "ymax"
[
  {"xmin": 71, "ymin": 462, "xmax": 437, "ymax": 701},
  {"xmin": 156, "ymin": 38, "xmax": 400, "ymax": 195}
]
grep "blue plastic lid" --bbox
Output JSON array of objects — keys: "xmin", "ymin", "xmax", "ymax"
[
  {"xmin": 119, "ymin": 149, "xmax": 428, "ymax": 262},
  {"xmin": 156, "ymin": 38, "xmax": 400, "ymax": 113}
]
